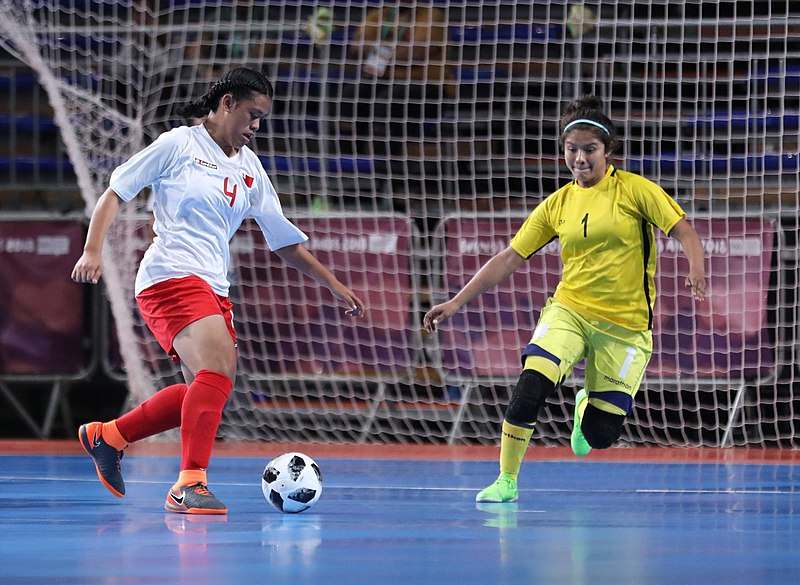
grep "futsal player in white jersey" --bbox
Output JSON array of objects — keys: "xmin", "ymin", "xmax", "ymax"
[
  {"xmin": 72, "ymin": 67, "xmax": 365, "ymax": 514},
  {"xmin": 424, "ymin": 95, "xmax": 707, "ymax": 503}
]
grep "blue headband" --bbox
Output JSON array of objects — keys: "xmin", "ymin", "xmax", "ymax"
[{"xmin": 563, "ymin": 119, "xmax": 610, "ymax": 135}]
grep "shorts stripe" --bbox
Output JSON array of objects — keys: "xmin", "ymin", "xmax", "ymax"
[
  {"xmin": 589, "ymin": 390, "xmax": 634, "ymax": 414},
  {"xmin": 521, "ymin": 343, "xmax": 562, "ymax": 367}
]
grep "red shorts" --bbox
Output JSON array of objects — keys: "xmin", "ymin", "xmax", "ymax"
[{"xmin": 136, "ymin": 275, "xmax": 236, "ymax": 362}]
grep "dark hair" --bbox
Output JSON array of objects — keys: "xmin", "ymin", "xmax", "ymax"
[
  {"xmin": 176, "ymin": 67, "xmax": 274, "ymax": 120},
  {"xmin": 558, "ymin": 95, "xmax": 620, "ymax": 155}
]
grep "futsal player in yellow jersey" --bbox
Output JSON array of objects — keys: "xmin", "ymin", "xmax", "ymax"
[{"xmin": 423, "ymin": 95, "xmax": 707, "ymax": 502}]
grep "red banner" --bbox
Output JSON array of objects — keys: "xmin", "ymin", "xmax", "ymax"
[{"xmin": 0, "ymin": 220, "xmax": 88, "ymax": 376}]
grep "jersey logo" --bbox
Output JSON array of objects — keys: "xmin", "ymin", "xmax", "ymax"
[
  {"xmin": 223, "ymin": 177, "xmax": 237, "ymax": 207},
  {"xmin": 243, "ymin": 174, "xmax": 254, "ymax": 188},
  {"xmin": 194, "ymin": 157, "xmax": 217, "ymax": 170}
]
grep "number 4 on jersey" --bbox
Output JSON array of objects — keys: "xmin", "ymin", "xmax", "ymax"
[{"xmin": 223, "ymin": 177, "xmax": 237, "ymax": 207}]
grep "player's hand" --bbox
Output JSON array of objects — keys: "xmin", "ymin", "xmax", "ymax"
[
  {"xmin": 685, "ymin": 271, "xmax": 706, "ymax": 302},
  {"xmin": 71, "ymin": 250, "xmax": 103, "ymax": 284},
  {"xmin": 330, "ymin": 283, "xmax": 365, "ymax": 318},
  {"xmin": 423, "ymin": 300, "xmax": 459, "ymax": 334},
  {"xmin": 345, "ymin": 302, "xmax": 364, "ymax": 318}
]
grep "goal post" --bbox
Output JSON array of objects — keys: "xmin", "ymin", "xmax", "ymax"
[{"xmin": 1, "ymin": 0, "xmax": 798, "ymax": 446}]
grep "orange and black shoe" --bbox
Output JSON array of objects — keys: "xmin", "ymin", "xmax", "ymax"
[
  {"xmin": 165, "ymin": 482, "xmax": 228, "ymax": 515},
  {"xmin": 78, "ymin": 422, "xmax": 125, "ymax": 498}
]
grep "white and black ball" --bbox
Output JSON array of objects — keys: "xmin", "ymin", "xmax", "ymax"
[{"xmin": 262, "ymin": 452, "xmax": 323, "ymax": 513}]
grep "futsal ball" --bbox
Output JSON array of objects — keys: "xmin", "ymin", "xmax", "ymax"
[{"xmin": 262, "ymin": 452, "xmax": 323, "ymax": 514}]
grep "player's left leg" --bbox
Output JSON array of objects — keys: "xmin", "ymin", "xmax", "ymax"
[
  {"xmin": 164, "ymin": 367, "xmax": 232, "ymax": 515},
  {"xmin": 572, "ymin": 325, "xmax": 652, "ymax": 456},
  {"xmin": 571, "ymin": 394, "xmax": 626, "ymax": 456},
  {"xmin": 165, "ymin": 313, "xmax": 236, "ymax": 515}
]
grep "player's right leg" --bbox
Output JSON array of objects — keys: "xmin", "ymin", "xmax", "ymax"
[
  {"xmin": 78, "ymin": 421, "xmax": 128, "ymax": 497},
  {"xmin": 477, "ymin": 301, "xmax": 586, "ymax": 503},
  {"xmin": 79, "ymin": 382, "xmax": 190, "ymax": 498},
  {"xmin": 476, "ymin": 368, "xmax": 557, "ymax": 503}
]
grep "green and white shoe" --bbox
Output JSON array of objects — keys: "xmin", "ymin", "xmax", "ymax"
[
  {"xmin": 475, "ymin": 473, "xmax": 518, "ymax": 503},
  {"xmin": 571, "ymin": 389, "xmax": 592, "ymax": 457}
]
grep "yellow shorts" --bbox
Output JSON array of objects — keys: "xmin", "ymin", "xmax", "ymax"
[{"xmin": 522, "ymin": 299, "xmax": 653, "ymax": 415}]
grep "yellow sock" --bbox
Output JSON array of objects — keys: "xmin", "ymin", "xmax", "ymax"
[
  {"xmin": 499, "ymin": 420, "xmax": 534, "ymax": 480},
  {"xmin": 174, "ymin": 469, "xmax": 207, "ymax": 490}
]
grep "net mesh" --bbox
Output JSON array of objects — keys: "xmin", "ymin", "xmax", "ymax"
[{"xmin": 1, "ymin": 0, "xmax": 798, "ymax": 446}]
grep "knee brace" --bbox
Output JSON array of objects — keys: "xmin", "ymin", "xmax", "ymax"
[
  {"xmin": 581, "ymin": 403, "xmax": 625, "ymax": 449},
  {"xmin": 504, "ymin": 370, "xmax": 556, "ymax": 428}
]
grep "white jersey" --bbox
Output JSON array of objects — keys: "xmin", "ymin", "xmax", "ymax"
[{"xmin": 110, "ymin": 124, "xmax": 307, "ymax": 297}]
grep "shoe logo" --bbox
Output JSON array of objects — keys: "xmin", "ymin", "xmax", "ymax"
[
  {"xmin": 170, "ymin": 490, "xmax": 185, "ymax": 506},
  {"xmin": 91, "ymin": 431, "xmax": 101, "ymax": 449}
]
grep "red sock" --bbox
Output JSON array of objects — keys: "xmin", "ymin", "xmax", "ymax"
[
  {"xmin": 180, "ymin": 370, "xmax": 232, "ymax": 471},
  {"xmin": 116, "ymin": 383, "xmax": 188, "ymax": 444}
]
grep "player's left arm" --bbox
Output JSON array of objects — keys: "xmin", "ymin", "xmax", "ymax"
[
  {"xmin": 668, "ymin": 218, "xmax": 707, "ymax": 302},
  {"xmin": 274, "ymin": 243, "xmax": 365, "ymax": 317}
]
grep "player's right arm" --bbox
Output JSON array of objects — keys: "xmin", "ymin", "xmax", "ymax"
[
  {"xmin": 71, "ymin": 187, "xmax": 122, "ymax": 284},
  {"xmin": 423, "ymin": 246, "xmax": 526, "ymax": 333}
]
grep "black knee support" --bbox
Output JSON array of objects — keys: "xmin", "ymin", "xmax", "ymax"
[
  {"xmin": 581, "ymin": 403, "xmax": 625, "ymax": 449},
  {"xmin": 504, "ymin": 370, "xmax": 556, "ymax": 428}
]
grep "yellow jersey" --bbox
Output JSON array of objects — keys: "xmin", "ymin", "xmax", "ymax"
[{"xmin": 510, "ymin": 165, "xmax": 686, "ymax": 331}]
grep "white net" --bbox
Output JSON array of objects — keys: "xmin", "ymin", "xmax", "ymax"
[{"xmin": 1, "ymin": 0, "xmax": 798, "ymax": 446}]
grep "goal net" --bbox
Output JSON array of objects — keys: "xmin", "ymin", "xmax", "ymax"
[{"xmin": 1, "ymin": 0, "xmax": 797, "ymax": 447}]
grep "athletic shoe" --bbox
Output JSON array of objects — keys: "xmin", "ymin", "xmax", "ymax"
[
  {"xmin": 475, "ymin": 473, "xmax": 518, "ymax": 503},
  {"xmin": 78, "ymin": 422, "xmax": 125, "ymax": 497},
  {"xmin": 165, "ymin": 482, "xmax": 228, "ymax": 515},
  {"xmin": 571, "ymin": 389, "xmax": 592, "ymax": 457}
]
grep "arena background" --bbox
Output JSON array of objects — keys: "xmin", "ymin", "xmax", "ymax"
[{"xmin": 0, "ymin": 0, "xmax": 798, "ymax": 448}]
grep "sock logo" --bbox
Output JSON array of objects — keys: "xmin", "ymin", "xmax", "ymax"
[{"xmin": 502, "ymin": 431, "xmax": 527, "ymax": 443}]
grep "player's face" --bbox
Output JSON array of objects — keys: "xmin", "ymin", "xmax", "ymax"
[
  {"xmin": 563, "ymin": 129, "xmax": 610, "ymax": 188},
  {"xmin": 221, "ymin": 93, "xmax": 273, "ymax": 153}
]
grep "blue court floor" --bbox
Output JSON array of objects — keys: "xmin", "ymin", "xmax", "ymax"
[{"xmin": 1, "ymin": 448, "xmax": 799, "ymax": 585}]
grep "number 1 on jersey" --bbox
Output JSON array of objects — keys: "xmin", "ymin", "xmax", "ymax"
[{"xmin": 582, "ymin": 213, "xmax": 589, "ymax": 237}]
